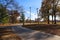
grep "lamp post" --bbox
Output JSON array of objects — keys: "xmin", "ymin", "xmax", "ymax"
[{"xmin": 29, "ymin": 7, "xmax": 31, "ymax": 24}]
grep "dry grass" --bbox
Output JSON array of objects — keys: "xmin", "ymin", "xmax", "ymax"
[
  {"xmin": 0, "ymin": 28, "xmax": 22, "ymax": 40},
  {"xmin": 0, "ymin": 22, "xmax": 60, "ymax": 26},
  {"xmin": 0, "ymin": 23, "xmax": 21, "ymax": 26},
  {"xmin": 1, "ymin": 33, "xmax": 22, "ymax": 40}
]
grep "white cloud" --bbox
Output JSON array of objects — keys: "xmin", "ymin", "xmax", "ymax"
[{"xmin": 25, "ymin": 11, "xmax": 38, "ymax": 20}]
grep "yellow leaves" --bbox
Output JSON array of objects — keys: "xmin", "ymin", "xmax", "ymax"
[{"xmin": 56, "ymin": 6, "xmax": 60, "ymax": 12}]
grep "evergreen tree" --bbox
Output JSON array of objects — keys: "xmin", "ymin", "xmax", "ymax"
[
  {"xmin": 0, "ymin": 4, "xmax": 9, "ymax": 23},
  {"xmin": 20, "ymin": 13, "xmax": 25, "ymax": 25},
  {"xmin": 0, "ymin": 0, "xmax": 19, "ymax": 24}
]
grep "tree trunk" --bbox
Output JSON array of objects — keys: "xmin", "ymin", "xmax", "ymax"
[
  {"xmin": 54, "ymin": 13, "xmax": 56, "ymax": 24},
  {"xmin": 23, "ymin": 19, "xmax": 24, "ymax": 26},
  {"xmin": 53, "ymin": 6, "xmax": 56, "ymax": 24},
  {"xmin": 47, "ymin": 15, "xmax": 49, "ymax": 24}
]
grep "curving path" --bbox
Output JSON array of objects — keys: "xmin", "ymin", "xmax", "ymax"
[{"xmin": 11, "ymin": 26, "xmax": 60, "ymax": 40}]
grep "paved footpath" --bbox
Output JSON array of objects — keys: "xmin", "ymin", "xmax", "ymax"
[{"xmin": 11, "ymin": 26, "xmax": 60, "ymax": 40}]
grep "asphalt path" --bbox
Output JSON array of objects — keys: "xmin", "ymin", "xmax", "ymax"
[
  {"xmin": 0, "ymin": 25, "xmax": 60, "ymax": 40},
  {"xmin": 10, "ymin": 25, "xmax": 60, "ymax": 40}
]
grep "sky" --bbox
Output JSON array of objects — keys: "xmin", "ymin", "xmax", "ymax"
[{"xmin": 16, "ymin": 0, "xmax": 42, "ymax": 20}]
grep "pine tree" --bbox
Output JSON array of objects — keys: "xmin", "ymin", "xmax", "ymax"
[
  {"xmin": 20, "ymin": 13, "xmax": 25, "ymax": 25},
  {"xmin": 0, "ymin": 4, "xmax": 9, "ymax": 23}
]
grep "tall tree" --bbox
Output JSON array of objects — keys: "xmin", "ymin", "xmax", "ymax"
[
  {"xmin": 0, "ymin": 4, "xmax": 9, "ymax": 23},
  {"xmin": 52, "ymin": 0, "xmax": 60, "ymax": 24},
  {"xmin": 0, "ymin": 0, "xmax": 19, "ymax": 23},
  {"xmin": 10, "ymin": 10, "xmax": 20, "ymax": 23},
  {"xmin": 20, "ymin": 13, "xmax": 25, "ymax": 25},
  {"xmin": 40, "ymin": 0, "xmax": 60, "ymax": 24},
  {"xmin": 40, "ymin": 0, "xmax": 51, "ymax": 24}
]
